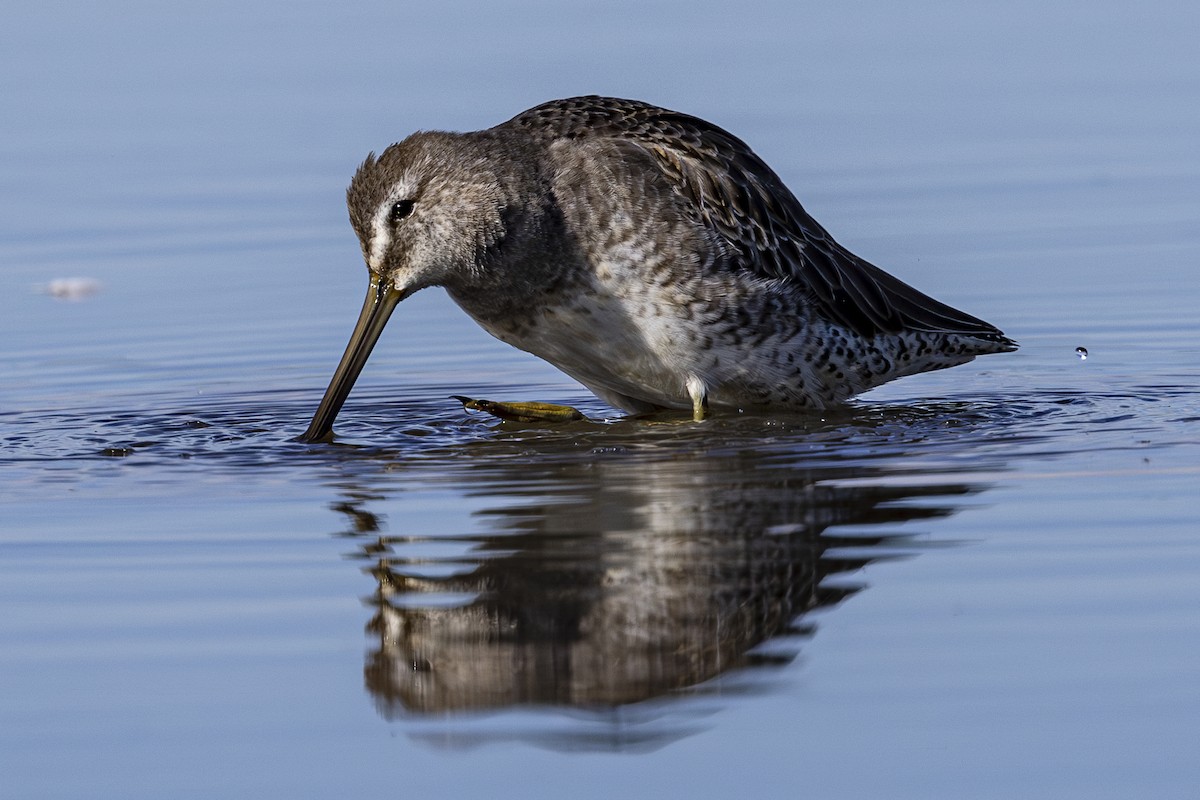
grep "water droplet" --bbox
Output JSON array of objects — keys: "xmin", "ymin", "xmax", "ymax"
[{"xmin": 1075, "ymin": 347, "xmax": 1088, "ymax": 360}]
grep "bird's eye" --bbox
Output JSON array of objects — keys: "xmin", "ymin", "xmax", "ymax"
[{"xmin": 389, "ymin": 199, "xmax": 415, "ymax": 223}]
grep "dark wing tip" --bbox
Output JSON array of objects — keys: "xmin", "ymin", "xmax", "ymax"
[{"xmin": 849, "ymin": 254, "xmax": 1013, "ymax": 341}]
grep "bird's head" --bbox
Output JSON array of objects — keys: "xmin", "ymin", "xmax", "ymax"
[
  {"xmin": 298, "ymin": 131, "xmax": 553, "ymax": 443},
  {"xmin": 347, "ymin": 132, "xmax": 519, "ymax": 297}
]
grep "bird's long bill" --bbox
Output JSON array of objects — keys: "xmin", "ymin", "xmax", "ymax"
[{"xmin": 297, "ymin": 273, "xmax": 404, "ymax": 443}]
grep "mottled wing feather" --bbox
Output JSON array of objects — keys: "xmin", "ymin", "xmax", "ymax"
[{"xmin": 507, "ymin": 96, "xmax": 1010, "ymax": 342}]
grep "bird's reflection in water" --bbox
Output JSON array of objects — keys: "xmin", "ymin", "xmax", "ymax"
[{"xmin": 331, "ymin": 420, "xmax": 991, "ymax": 734}]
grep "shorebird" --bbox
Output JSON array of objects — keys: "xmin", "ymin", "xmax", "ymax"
[{"xmin": 299, "ymin": 96, "xmax": 1015, "ymax": 442}]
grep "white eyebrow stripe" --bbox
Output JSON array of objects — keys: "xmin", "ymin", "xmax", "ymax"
[
  {"xmin": 366, "ymin": 176, "xmax": 419, "ymax": 270},
  {"xmin": 367, "ymin": 220, "xmax": 390, "ymax": 270}
]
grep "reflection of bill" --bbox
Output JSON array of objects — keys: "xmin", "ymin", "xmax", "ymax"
[{"xmin": 343, "ymin": 441, "xmax": 983, "ymax": 718}]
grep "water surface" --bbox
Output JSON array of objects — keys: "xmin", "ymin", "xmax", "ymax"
[{"xmin": 3, "ymin": 1, "xmax": 1199, "ymax": 798}]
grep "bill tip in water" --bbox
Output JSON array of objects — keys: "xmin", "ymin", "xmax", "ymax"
[{"xmin": 295, "ymin": 426, "xmax": 336, "ymax": 444}]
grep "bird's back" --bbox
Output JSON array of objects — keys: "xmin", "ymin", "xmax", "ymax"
[{"xmin": 501, "ymin": 96, "xmax": 1016, "ymax": 353}]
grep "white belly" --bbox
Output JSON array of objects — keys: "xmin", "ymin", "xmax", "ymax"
[{"xmin": 475, "ymin": 287, "xmax": 701, "ymax": 411}]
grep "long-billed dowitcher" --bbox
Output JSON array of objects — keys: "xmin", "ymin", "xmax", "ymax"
[{"xmin": 299, "ymin": 96, "xmax": 1015, "ymax": 441}]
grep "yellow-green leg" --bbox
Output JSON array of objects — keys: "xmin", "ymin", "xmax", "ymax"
[
  {"xmin": 687, "ymin": 375, "xmax": 709, "ymax": 421},
  {"xmin": 452, "ymin": 396, "xmax": 586, "ymax": 423}
]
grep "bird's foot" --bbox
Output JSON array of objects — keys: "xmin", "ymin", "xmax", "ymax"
[{"xmin": 452, "ymin": 396, "xmax": 588, "ymax": 423}]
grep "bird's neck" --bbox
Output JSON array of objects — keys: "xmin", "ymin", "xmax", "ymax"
[{"xmin": 444, "ymin": 250, "xmax": 569, "ymax": 326}]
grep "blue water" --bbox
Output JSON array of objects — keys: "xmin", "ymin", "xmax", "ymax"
[{"xmin": 3, "ymin": 2, "xmax": 1200, "ymax": 798}]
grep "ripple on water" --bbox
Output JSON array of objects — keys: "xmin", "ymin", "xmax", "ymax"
[{"xmin": 4, "ymin": 378, "xmax": 1198, "ymax": 497}]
